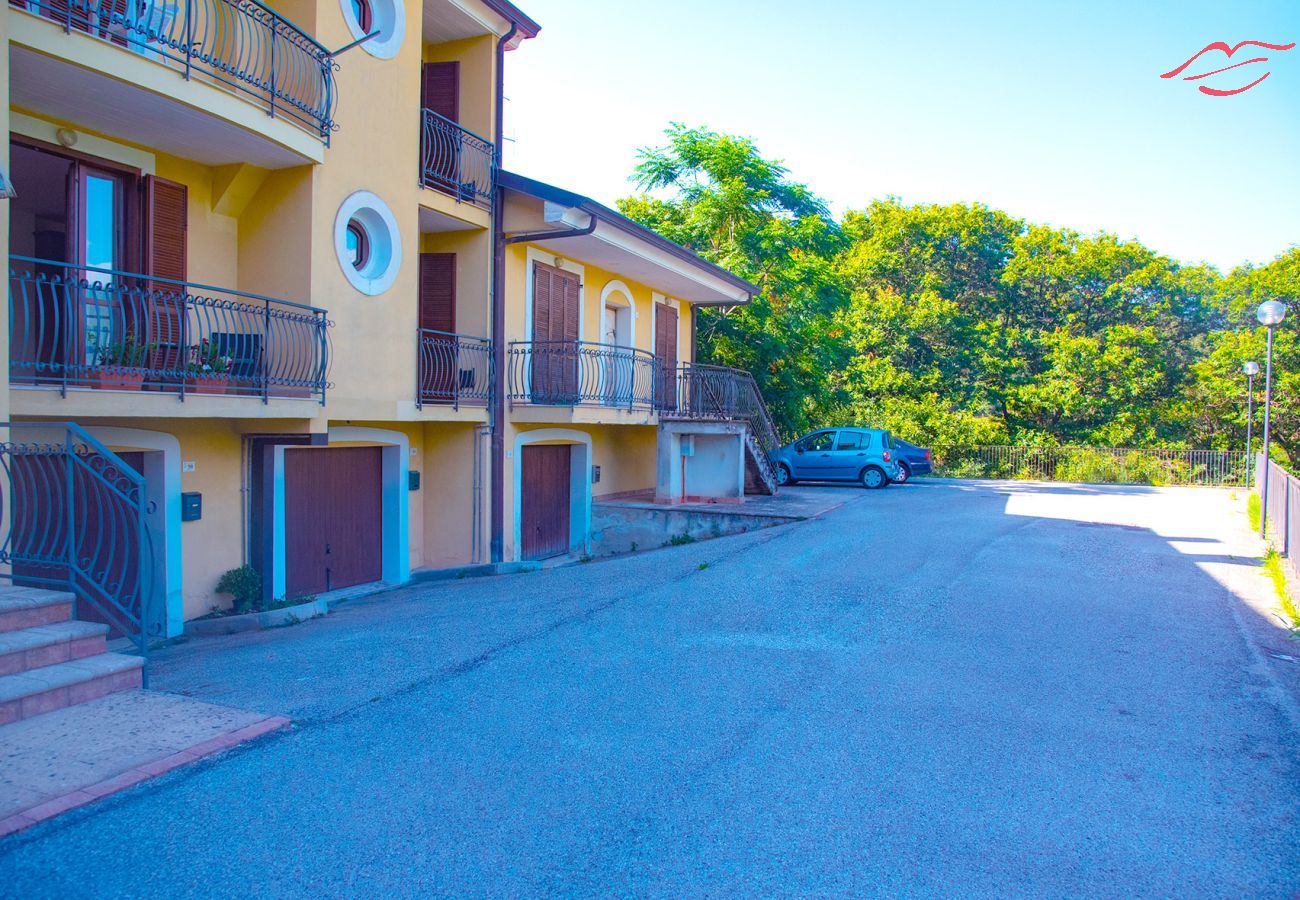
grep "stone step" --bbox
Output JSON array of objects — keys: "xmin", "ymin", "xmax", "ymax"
[
  {"xmin": 0, "ymin": 620, "xmax": 109, "ymax": 677},
  {"xmin": 0, "ymin": 587, "xmax": 74, "ymax": 634},
  {"xmin": 0, "ymin": 653, "xmax": 143, "ymax": 725}
]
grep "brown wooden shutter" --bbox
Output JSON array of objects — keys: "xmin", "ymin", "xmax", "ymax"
[
  {"xmin": 419, "ymin": 253, "xmax": 456, "ymax": 333},
  {"xmin": 655, "ymin": 303, "xmax": 679, "ymax": 410},
  {"xmin": 418, "ymin": 252, "xmax": 456, "ymax": 400},
  {"xmin": 421, "ymin": 62, "xmax": 460, "ymax": 122},
  {"xmin": 143, "ymin": 175, "xmax": 187, "ymax": 380}
]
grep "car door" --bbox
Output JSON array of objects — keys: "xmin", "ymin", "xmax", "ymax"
[
  {"xmin": 830, "ymin": 430, "xmax": 872, "ymax": 479},
  {"xmin": 791, "ymin": 430, "xmax": 837, "ymax": 479}
]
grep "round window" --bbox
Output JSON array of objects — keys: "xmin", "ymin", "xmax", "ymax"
[
  {"xmin": 340, "ymin": 0, "xmax": 403, "ymax": 59},
  {"xmin": 334, "ymin": 192, "xmax": 401, "ymax": 295}
]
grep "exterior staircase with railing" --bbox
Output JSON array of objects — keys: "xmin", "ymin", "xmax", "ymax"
[
  {"xmin": 671, "ymin": 363, "xmax": 781, "ymax": 496},
  {"xmin": 0, "ymin": 586, "xmax": 143, "ymax": 724}
]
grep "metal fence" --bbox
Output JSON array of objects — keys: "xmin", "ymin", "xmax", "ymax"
[
  {"xmin": 421, "ymin": 109, "xmax": 495, "ymax": 208},
  {"xmin": 507, "ymin": 340, "xmax": 659, "ymax": 410},
  {"xmin": 673, "ymin": 364, "xmax": 782, "ymax": 455},
  {"xmin": 1259, "ymin": 456, "xmax": 1300, "ymax": 572},
  {"xmin": 10, "ymin": 257, "xmax": 332, "ymax": 402},
  {"xmin": 15, "ymin": 0, "xmax": 337, "ymax": 139},
  {"xmin": 416, "ymin": 329, "xmax": 491, "ymax": 409},
  {"xmin": 0, "ymin": 422, "xmax": 157, "ymax": 676},
  {"xmin": 935, "ymin": 445, "xmax": 1251, "ymax": 487}
]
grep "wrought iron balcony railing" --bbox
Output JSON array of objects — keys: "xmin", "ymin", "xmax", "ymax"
[
  {"xmin": 10, "ymin": 257, "xmax": 332, "ymax": 402},
  {"xmin": 420, "ymin": 109, "xmax": 495, "ymax": 208},
  {"xmin": 416, "ymin": 329, "xmax": 492, "ymax": 409},
  {"xmin": 15, "ymin": 0, "xmax": 337, "ymax": 140},
  {"xmin": 507, "ymin": 340, "xmax": 660, "ymax": 410}
]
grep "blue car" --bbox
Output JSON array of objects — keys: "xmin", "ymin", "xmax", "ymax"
[
  {"xmin": 889, "ymin": 438, "xmax": 932, "ymax": 484},
  {"xmin": 770, "ymin": 428, "xmax": 901, "ymax": 489}
]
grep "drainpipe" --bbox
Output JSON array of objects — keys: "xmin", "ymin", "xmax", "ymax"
[{"xmin": 489, "ymin": 23, "xmax": 517, "ymax": 564}]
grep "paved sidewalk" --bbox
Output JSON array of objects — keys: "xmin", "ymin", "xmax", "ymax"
[{"xmin": 0, "ymin": 690, "xmax": 285, "ymax": 836}]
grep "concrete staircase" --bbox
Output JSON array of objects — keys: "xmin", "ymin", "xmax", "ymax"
[
  {"xmin": 743, "ymin": 428, "xmax": 778, "ymax": 496},
  {"xmin": 0, "ymin": 586, "xmax": 143, "ymax": 725}
]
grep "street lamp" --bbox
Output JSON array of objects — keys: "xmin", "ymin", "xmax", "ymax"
[
  {"xmin": 1244, "ymin": 360, "xmax": 1259, "ymax": 488},
  {"xmin": 1257, "ymin": 300, "xmax": 1286, "ymax": 539}
]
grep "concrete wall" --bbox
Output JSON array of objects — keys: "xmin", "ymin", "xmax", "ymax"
[{"xmin": 590, "ymin": 503, "xmax": 792, "ymax": 558}]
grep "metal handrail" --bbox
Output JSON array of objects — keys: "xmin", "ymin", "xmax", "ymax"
[
  {"xmin": 507, "ymin": 340, "xmax": 658, "ymax": 409},
  {"xmin": 674, "ymin": 363, "xmax": 782, "ymax": 453},
  {"xmin": 416, "ymin": 328, "xmax": 492, "ymax": 410},
  {"xmin": 420, "ymin": 108, "xmax": 495, "ymax": 208},
  {"xmin": 10, "ymin": 257, "xmax": 331, "ymax": 402},
  {"xmin": 15, "ymin": 0, "xmax": 337, "ymax": 140},
  {"xmin": 0, "ymin": 421, "xmax": 156, "ymax": 677}
]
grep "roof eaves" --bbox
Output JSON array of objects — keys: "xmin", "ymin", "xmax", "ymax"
[{"xmin": 498, "ymin": 170, "xmax": 757, "ymax": 301}]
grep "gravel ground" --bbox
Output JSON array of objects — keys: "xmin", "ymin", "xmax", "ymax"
[{"xmin": 1, "ymin": 480, "xmax": 1297, "ymax": 897}]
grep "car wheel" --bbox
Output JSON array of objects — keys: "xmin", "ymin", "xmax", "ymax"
[
  {"xmin": 860, "ymin": 466, "xmax": 887, "ymax": 489},
  {"xmin": 776, "ymin": 464, "xmax": 795, "ymax": 486},
  {"xmin": 894, "ymin": 462, "xmax": 911, "ymax": 484}
]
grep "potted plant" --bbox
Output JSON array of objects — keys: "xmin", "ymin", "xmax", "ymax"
[
  {"xmin": 186, "ymin": 340, "xmax": 234, "ymax": 395},
  {"xmin": 85, "ymin": 333, "xmax": 153, "ymax": 391},
  {"xmin": 214, "ymin": 565, "xmax": 263, "ymax": 614}
]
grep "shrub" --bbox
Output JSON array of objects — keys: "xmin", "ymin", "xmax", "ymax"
[{"xmin": 215, "ymin": 565, "xmax": 263, "ymax": 614}]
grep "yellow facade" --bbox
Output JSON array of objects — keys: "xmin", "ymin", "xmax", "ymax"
[{"xmin": 2, "ymin": 0, "xmax": 755, "ymax": 631}]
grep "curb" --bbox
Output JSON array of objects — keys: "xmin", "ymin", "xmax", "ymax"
[{"xmin": 0, "ymin": 714, "xmax": 290, "ymax": 839}]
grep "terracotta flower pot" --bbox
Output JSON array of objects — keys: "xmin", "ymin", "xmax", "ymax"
[
  {"xmin": 188, "ymin": 374, "xmax": 230, "ymax": 395},
  {"xmin": 86, "ymin": 368, "xmax": 147, "ymax": 392}
]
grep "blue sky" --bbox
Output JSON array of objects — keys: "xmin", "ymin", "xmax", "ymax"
[{"xmin": 502, "ymin": 0, "xmax": 1300, "ymax": 273}]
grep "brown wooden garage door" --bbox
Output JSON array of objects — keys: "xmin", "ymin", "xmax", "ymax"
[
  {"xmin": 521, "ymin": 444, "xmax": 571, "ymax": 560},
  {"xmin": 284, "ymin": 447, "xmax": 383, "ymax": 597}
]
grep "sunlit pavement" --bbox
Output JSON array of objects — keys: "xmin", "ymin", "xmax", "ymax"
[{"xmin": 2, "ymin": 480, "xmax": 1297, "ymax": 896}]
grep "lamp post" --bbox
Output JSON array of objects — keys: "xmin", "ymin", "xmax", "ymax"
[
  {"xmin": 1244, "ymin": 360, "xmax": 1259, "ymax": 487},
  {"xmin": 1257, "ymin": 300, "xmax": 1286, "ymax": 539}
]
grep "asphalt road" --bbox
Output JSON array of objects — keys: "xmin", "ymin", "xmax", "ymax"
[{"xmin": 2, "ymin": 480, "xmax": 1298, "ymax": 897}]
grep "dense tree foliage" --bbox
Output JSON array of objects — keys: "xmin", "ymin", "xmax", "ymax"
[{"xmin": 619, "ymin": 125, "xmax": 1300, "ymax": 458}]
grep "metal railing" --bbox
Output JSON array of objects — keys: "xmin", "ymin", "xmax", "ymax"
[
  {"xmin": 1259, "ymin": 455, "xmax": 1300, "ymax": 580},
  {"xmin": 10, "ymin": 257, "xmax": 331, "ymax": 403},
  {"xmin": 420, "ymin": 109, "xmax": 495, "ymax": 208},
  {"xmin": 14, "ymin": 0, "xmax": 337, "ymax": 140},
  {"xmin": 0, "ymin": 422, "xmax": 157, "ymax": 675},
  {"xmin": 507, "ymin": 340, "xmax": 658, "ymax": 409},
  {"xmin": 416, "ymin": 329, "xmax": 491, "ymax": 409},
  {"xmin": 934, "ymin": 446, "xmax": 1252, "ymax": 487},
  {"xmin": 673, "ymin": 363, "xmax": 783, "ymax": 456}
]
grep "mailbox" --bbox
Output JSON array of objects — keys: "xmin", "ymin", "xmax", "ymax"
[{"xmin": 181, "ymin": 492, "xmax": 202, "ymax": 522}]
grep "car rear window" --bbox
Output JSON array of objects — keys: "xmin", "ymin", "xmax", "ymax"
[{"xmin": 837, "ymin": 431, "xmax": 867, "ymax": 451}]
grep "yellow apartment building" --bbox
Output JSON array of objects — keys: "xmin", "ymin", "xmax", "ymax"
[{"xmin": 0, "ymin": 0, "xmax": 777, "ymax": 660}]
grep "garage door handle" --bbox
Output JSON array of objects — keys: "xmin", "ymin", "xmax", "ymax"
[
  {"xmin": 856, "ymin": 452, "xmax": 866, "ymax": 456},
  {"xmin": 819, "ymin": 453, "xmax": 830, "ymax": 457}
]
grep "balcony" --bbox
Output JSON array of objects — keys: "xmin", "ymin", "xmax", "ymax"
[
  {"xmin": 9, "ymin": 257, "xmax": 331, "ymax": 402},
  {"xmin": 420, "ymin": 109, "xmax": 495, "ymax": 209},
  {"xmin": 12, "ymin": 0, "xmax": 336, "ymax": 144},
  {"xmin": 416, "ymin": 329, "xmax": 492, "ymax": 409},
  {"xmin": 506, "ymin": 341, "xmax": 662, "ymax": 410}
]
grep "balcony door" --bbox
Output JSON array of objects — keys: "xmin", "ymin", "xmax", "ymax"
[
  {"xmin": 421, "ymin": 62, "xmax": 463, "ymax": 198},
  {"xmin": 531, "ymin": 261, "xmax": 579, "ymax": 404},
  {"xmin": 9, "ymin": 138, "xmax": 187, "ymax": 388},
  {"xmin": 655, "ymin": 302, "xmax": 679, "ymax": 411},
  {"xmin": 418, "ymin": 252, "xmax": 457, "ymax": 402},
  {"xmin": 9, "ymin": 141, "xmax": 133, "ymax": 382}
]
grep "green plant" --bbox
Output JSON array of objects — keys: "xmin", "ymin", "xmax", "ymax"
[
  {"xmin": 697, "ymin": 562, "xmax": 710, "ymax": 570},
  {"xmin": 215, "ymin": 565, "xmax": 262, "ymax": 614},
  {"xmin": 1261, "ymin": 550, "xmax": 1300, "ymax": 635},
  {"xmin": 187, "ymin": 340, "xmax": 233, "ymax": 376},
  {"xmin": 1248, "ymin": 494, "xmax": 1262, "ymax": 533},
  {"xmin": 668, "ymin": 533, "xmax": 696, "ymax": 546},
  {"xmin": 90, "ymin": 332, "xmax": 154, "ymax": 368}
]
